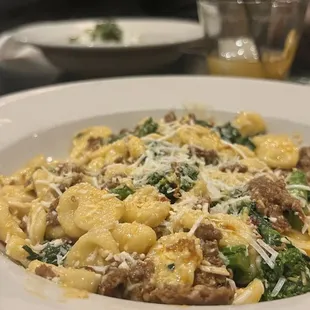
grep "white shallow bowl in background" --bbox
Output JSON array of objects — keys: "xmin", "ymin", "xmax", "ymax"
[
  {"xmin": 1, "ymin": 76, "xmax": 310, "ymax": 310},
  {"xmin": 11, "ymin": 19, "xmax": 204, "ymax": 78}
]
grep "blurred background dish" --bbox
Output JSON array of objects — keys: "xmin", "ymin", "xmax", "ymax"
[{"xmin": 11, "ymin": 18, "xmax": 204, "ymax": 78}]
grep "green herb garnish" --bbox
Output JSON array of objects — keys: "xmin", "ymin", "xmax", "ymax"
[
  {"xmin": 167, "ymin": 263, "xmax": 175, "ymax": 271},
  {"xmin": 23, "ymin": 241, "xmax": 71, "ymax": 266},
  {"xmin": 216, "ymin": 122, "xmax": 256, "ymax": 150},
  {"xmin": 135, "ymin": 118, "xmax": 158, "ymax": 137},
  {"xmin": 91, "ymin": 21, "xmax": 122, "ymax": 42},
  {"xmin": 110, "ymin": 185, "xmax": 134, "ymax": 200}
]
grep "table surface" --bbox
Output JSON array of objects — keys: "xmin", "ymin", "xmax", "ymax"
[{"xmin": 1, "ymin": 52, "xmax": 310, "ymax": 97}]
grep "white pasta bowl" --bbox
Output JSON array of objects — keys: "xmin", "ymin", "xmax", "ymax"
[
  {"xmin": 1, "ymin": 76, "xmax": 310, "ymax": 310},
  {"xmin": 11, "ymin": 19, "xmax": 204, "ymax": 78}
]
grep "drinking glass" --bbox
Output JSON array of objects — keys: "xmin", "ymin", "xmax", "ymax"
[{"xmin": 197, "ymin": 0, "xmax": 308, "ymax": 79}]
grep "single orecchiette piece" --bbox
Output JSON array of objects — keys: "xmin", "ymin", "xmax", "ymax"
[
  {"xmin": 73, "ymin": 187, "xmax": 124, "ymax": 232},
  {"xmin": 171, "ymin": 125, "xmax": 222, "ymax": 150},
  {"xmin": 0, "ymin": 198, "xmax": 26, "ymax": 242},
  {"xmin": 5, "ymin": 235, "xmax": 30, "ymax": 267},
  {"xmin": 70, "ymin": 126, "xmax": 112, "ymax": 163},
  {"xmin": 172, "ymin": 210, "xmax": 204, "ymax": 232},
  {"xmin": 232, "ymin": 112, "xmax": 266, "ymax": 137},
  {"xmin": 27, "ymin": 200, "xmax": 47, "ymax": 245},
  {"xmin": 123, "ymin": 185, "xmax": 170, "ymax": 228},
  {"xmin": 111, "ymin": 222, "xmax": 157, "ymax": 254},
  {"xmin": 57, "ymin": 184, "xmax": 87, "ymax": 238},
  {"xmin": 28, "ymin": 260, "xmax": 101, "ymax": 293},
  {"xmin": 148, "ymin": 232, "xmax": 203, "ymax": 286},
  {"xmin": 208, "ymin": 213, "xmax": 255, "ymax": 247},
  {"xmin": 233, "ymin": 279, "xmax": 265, "ymax": 305},
  {"xmin": 58, "ymin": 183, "xmax": 124, "ymax": 237},
  {"xmin": 64, "ymin": 226, "xmax": 119, "ymax": 268},
  {"xmin": 252, "ymin": 134, "xmax": 299, "ymax": 169},
  {"xmin": 88, "ymin": 139, "xmax": 128, "ymax": 164}
]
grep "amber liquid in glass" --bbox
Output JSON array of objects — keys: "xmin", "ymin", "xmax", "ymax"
[{"xmin": 207, "ymin": 31, "xmax": 298, "ymax": 80}]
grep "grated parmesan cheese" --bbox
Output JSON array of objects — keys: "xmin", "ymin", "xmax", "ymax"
[
  {"xmin": 286, "ymin": 184, "xmax": 310, "ymax": 192},
  {"xmin": 237, "ymin": 230, "xmax": 277, "ymax": 269},
  {"xmin": 91, "ymin": 177, "xmax": 100, "ymax": 189},
  {"xmin": 49, "ymin": 183, "xmax": 63, "ymax": 196},
  {"xmin": 87, "ymin": 265, "xmax": 108, "ymax": 274},
  {"xmin": 271, "ymin": 277, "xmax": 286, "ymax": 297},
  {"xmin": 220, "ymin": 140, "xmax": 247, "ymax": 159},
  {"xmin": 301, "ymin": 271, "xmax": 307, "ymax": 286},
  {"xmin": 188, "ymin": 215, "xmax": 204, "ymax": 236},
  {"xmin": 32, "ymin": 243, "xmax": 48, "ymax": 252},
  {"xmin": 49, "ymin": 239, "xmax": 64, "ymax": 247},
  {"xmin": 302, "ymin": 221, "xmax": 309, "ymax": 234},
  {"xmin": 118, "ymin": 261, "xmax": 130, "ymax": 270},
  {"xmin": 200, "ymin": 264, "xmax": 230, "ymax": 276},
  {"xmin": 257, "ymin": 239, "xmax": 278, "ymax": 260},
  {"xmin": 227, "ymin": 278, "xmax": 237, "ymax": 291},
  {"xmin": 210, "ymin": 196, "xmax": 251, "ymax": 214}
]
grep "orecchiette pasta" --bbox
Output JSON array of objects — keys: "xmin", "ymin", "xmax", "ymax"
[
  {"xmin": 252, "ymin": 134, "xmax": 299, "ymax": 169},
  {"xmin": 233, "ymin": 279, "xmax": 265, "ymax": 305},
  {"xmin": 188, "ymin": 179, "xmax": 210, "ymax": 198},
  {"xmin": 57, "ymin": 187, "xmax": 86, "ymax": 238},
  {"xmin": 126, "ymin": 135, "xmax": 146, "ymax": 159},
  {"xmin": 208, "ymin": 213, "xmax": 255, "ymax": 247},
  {"xmin": 58, "ymin": 182, "xmax": 124, "ymax": 237},
  {"xmin": 232, "ymin": 112, "xmax": 266, "ymax": 137},
  {"xmin": 148, "ymin": 232, "xmax": 203, "ymax": 286},
  {"xmin": 27, "ymin": 200, "xmax": 47, "ymax": 245},
  {"xmin": 28, "ymin": 260, "xmax": 101, "ymax": 293},
  {"xmin": 5, "ymin": 235, "xmax": 30, "ymax": 267},
  {"xmin": 65, "ymin": 226, "xmax": 119, "ymax": 268},
  {"xmin": 102, "ymin": 164, "xmax": 132, "ymax": 183},
  {"xmin": 111, "ymin": 222, "xmax": 156, "ymax": 254},
  {"xmin": 218, "ymin": 143, "xmax": 256, "ymax": 159},
  {"xmin": 73, "ymin": 189, "xmax": 124, "ymax": 232},
  {"xmin": 2, "ymin": 110, "xmax": 310, "ymax": 305},
  {"xmin": 171, "ymin": 125, "xmax": 222, "ymax": 150},
  {"xmin": 0, "ymin": 185, "xmax": 34, "ymax": 218},
  {"xmin": 0, "ymin": 198, "xmax": 25, "ymax": 242},
  {"xmin": 172, "ymin": 209, "xmax": 205, "ymax": 231},
  {"xmin": 88, "ymin": 139, "xmax": 128, "ymax": 164},
  {"xmin": 123, "ymin": 185, "xmax": 170, "ymax": 227},
  {"xmin": 285, "ymin": 230, "xmax": 310, "ymax": 256},
  {"xmin": 70, "ymin": 126, "xmax": 112, "ymax": 163}
]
